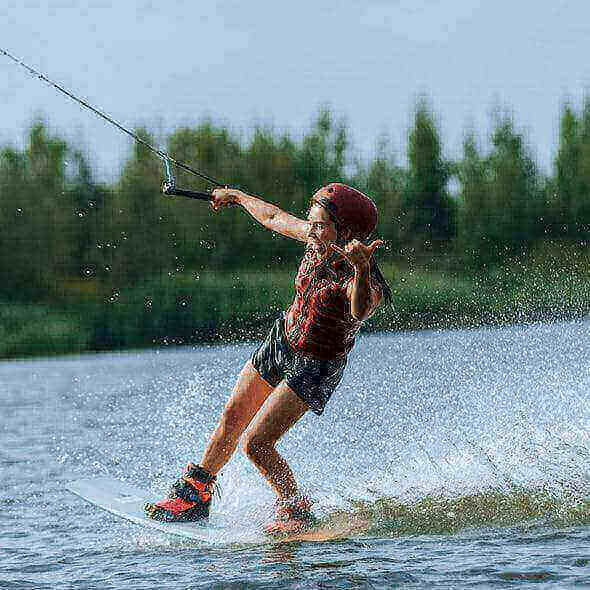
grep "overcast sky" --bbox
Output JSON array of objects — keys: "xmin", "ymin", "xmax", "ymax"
[{"xmin": 2, "ymin": 0, "xmax": 590, "ymax": 182}]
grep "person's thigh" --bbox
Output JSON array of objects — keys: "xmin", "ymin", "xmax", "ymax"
[
  {"xmin": 221, "ymin": 360, "xmax": 275, "ymax": 432},
  {"xmin": 244, "ymin": 380, "xmax": 309, "ymax": 447}
]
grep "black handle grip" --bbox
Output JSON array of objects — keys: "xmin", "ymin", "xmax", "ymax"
[{"xmin": 162, "ymin": 183, "xmax": 212, "ymax": 201}]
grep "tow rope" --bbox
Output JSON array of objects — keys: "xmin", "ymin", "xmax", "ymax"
[{"xmin": 1, "ymin": 46, "xmax": 231, "ymax": 201}]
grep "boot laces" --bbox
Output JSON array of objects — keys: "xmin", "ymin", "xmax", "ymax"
[
  {"xmin": 277, "ymin": 497, "xmax": 312, "ymax": 521},
  {"xmin": 183, "ymin": 463, "xmax": 222, "ymax": 502}
]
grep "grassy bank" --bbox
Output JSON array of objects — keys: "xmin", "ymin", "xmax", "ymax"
[{"xmin": 2, "ymin": 251, "xmax": 590, "ymax": 360}]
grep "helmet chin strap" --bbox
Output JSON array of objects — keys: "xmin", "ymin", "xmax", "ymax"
[{"xmin": 335, "ymin": 227, "xmax": 353, "ymax": 247}]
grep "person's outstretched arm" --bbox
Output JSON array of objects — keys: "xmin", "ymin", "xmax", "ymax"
[{"xmin": 211, "ymin": 188, "xmax": 308, "ymax": 243}]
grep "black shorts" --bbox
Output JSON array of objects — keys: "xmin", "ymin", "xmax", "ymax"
[{"xmin": 251, "ymin": 315, "xmax": 347, "ymax": 416}]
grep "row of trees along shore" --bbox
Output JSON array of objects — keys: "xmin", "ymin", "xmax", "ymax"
[{"xmin": 2, "ymin": 99, "xmax": 590, "ymax": 359}]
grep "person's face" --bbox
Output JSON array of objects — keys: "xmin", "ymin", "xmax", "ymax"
[{"xmin": 307, "ymin": 204, "xmax": 337, "ymax": 256}]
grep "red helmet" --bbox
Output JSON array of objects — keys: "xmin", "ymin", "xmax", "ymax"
[{"xmin": 312, "ymin": 183, "xmax": 378, "ymax": 240}]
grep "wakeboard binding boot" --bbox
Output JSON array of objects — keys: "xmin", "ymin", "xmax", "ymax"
[
  {"xmin": 264, "ymin": 496, "xmax": 316, "ymax": 535},
  {"xmin": 145, "ymin": 463, "xmax": 216, "ymax": 522}
]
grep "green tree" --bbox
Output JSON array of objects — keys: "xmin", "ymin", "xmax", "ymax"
[
  {"xmin": 63, "ymin": 149, "xmax": 109, "ymax": 281},
  {"xmin": 242, "ymin": 125, "xmax": 302, "ymax": 267},
  {"xmin": 0, "ymin": 121, "xmax": 84, "ymax": 299},
  {"xmin": 109, "ymin": 128, "xmax": 178, "ymax": 284},
  {"xmin": 165, "ymin": 121, "xmax": 248, "ymax": 271},
  {"xmin": 402, "ymin": 100, "xmax": 456, "ymax": 253},
  {"xmin": 487, "ymin": 111, "xmax": 543, "ymax": 255},
  {"xmin": 351, "ymin": 134, "xmax": 405, "ymax": 252},
  {"xmin": 552, "ymin": 99, "xmax": 590, "ymax": 236},
  {"xmin": 296, "ymin": 106, "xmax": 348, "ymax": 196},
  {"xmin": 457, "ymin": 131, "xmax": 495, "ymax": 268},
  {"xmin": 458, "ymin": 111, "xmax": 544, "ymax": 268}
]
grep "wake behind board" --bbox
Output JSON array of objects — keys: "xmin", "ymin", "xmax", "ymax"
[{"xmin": 67, "ymin": 478, "xmax": 369, "ymax": 544}]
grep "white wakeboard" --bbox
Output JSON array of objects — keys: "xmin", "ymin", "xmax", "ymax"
[
  {"xmin": 66, "ymin": 477, "xmax": 258, "ymax": 543},
  {"xmin": 67, "ymin": 477, "xmax": 370, "ymax": 544}
]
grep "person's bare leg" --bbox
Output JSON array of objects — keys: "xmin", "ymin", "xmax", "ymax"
[
  {"xmin": 199, "ymin": 360, "xmax": 274, "ymax": 475},
  {"xmin": 241, "ymin": 381, "xmax": 309, "ymax": 500}
]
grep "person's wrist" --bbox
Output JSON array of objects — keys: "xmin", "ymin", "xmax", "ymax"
[
  {"xmin": 353, "ymin": 260, "xmax": 370, "ymax": 274},
  {"xmin": 233, "ymin": 191, "xmax": 245, "ymax": 206}
]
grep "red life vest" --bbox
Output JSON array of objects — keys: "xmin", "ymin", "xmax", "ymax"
[{"xmin": 284, "ymin": 248, "xmax": 362, "ymax": 360}]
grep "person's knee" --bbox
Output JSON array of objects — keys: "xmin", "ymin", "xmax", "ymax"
[{"xmin": 242, "ymin": 431, "xmax": 273, "ymax": 460}]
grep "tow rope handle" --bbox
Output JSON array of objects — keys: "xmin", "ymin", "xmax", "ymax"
[
  {"xmin": 161, "ymin": 156, "xmax": 226, "ymax": 202},
  {"xmin": 162, "ymin": 183, "xmax": 214, "ymax": 202}
]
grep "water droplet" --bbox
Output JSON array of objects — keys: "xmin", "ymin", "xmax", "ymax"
[
  {"xmin": 104, "ymin": 265, "xmax": 112, "ymax": 272},
  {"xmin": 16, "ymin": 208, "xmax": 23, "ymax": 215}
]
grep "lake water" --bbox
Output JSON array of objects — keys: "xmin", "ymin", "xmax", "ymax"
[{"xmin": 2, "ymin": 319, "xmax": 590, "ymax": 589}]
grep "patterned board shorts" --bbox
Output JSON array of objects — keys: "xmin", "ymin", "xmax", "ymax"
[{"xmin": 251, "ymin": 315, "xmax": 348, "ymax": 416}]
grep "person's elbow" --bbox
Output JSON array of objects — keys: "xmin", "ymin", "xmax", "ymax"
[
  {"xmin": 351, "ymin": 302, "xmax": 371, "ymax": 322},
  {"xmin": 351, "ymin": 291, "xmax": 382, "ymax": 321}
]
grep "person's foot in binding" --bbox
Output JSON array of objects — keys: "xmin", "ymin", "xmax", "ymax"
[
  {"xmin": 264, "ymin": 495, "xmax": 316, "ymax": 535},
  {"xmin": 144, "ymin": 463, "xmax": 216, "ymax": 522}
]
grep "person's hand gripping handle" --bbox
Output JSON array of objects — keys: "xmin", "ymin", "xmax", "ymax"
[{"xmin": 210, "ymin": 187, "xmax": 245, "ymax": 212}]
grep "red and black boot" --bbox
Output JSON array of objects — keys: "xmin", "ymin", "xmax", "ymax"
[
  {"xmin": 264, "ymin": 496, "xmax": 316, "ymax": 535},
  {"xmin": 145, "ymin": 463, "xmax": 216, "ymax": 522}
]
